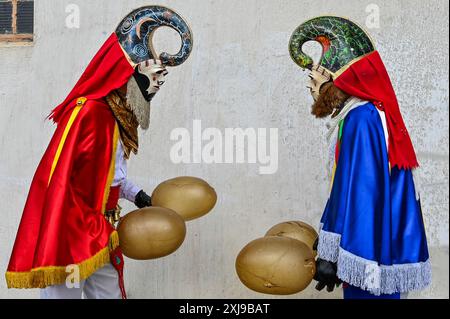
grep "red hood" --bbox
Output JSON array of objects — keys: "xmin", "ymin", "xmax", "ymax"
[
  {"xmin": 334, "ymin": 51, "xmax": 419, "ymax": 170},
  {"xmin": 48, "ymin": 33, "xmax": 135, "ymax": 124}
]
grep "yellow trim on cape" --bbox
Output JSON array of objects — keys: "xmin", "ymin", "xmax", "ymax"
[
  {"xmin": 48, "ymin": 97, "xmax": 87, "ymax": 186},
  {"xmin": 5, "ymin": 231, "xmax": 120, "ymax": 289},
  {"xmin": 6, "ymin": 101, "xmax": 122, "ymax": 290},
  {"xmin": 102, "ymin": 123, "xmax": 119, "ymax": 215},
  {"xmin": 329, "ymin": 162, "xmax": 337, "ymax": 193}
]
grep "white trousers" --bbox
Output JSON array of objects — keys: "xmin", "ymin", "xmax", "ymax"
[{"xmin": 40, "ymin": 263, "xmax": 122, "ymax": 299}]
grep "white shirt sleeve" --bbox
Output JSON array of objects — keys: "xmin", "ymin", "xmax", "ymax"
[
  {"xmin": 120, "ymin": 179, "xmax": 141, "ymax": 203},
  {"xmin": 112, "ymin": 141, "xmax": 142, "ymax": 203}
]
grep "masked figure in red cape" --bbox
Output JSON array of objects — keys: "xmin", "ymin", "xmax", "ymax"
[
  {"xmin": 289, "ymin": 16, "xmax": 431, "ymax": 299},
  {"xmin": 5, "ymin": 6, "xmax": 193, "ymax": 299}
]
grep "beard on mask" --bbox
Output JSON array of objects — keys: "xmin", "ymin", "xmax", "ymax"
[
  {"xmin": 126, "ymin": 76, "xmax": 152, "ymax": 130},
  {"xmin": 311, "ymin": 82, "xmax": 350, "ymax": 119}
]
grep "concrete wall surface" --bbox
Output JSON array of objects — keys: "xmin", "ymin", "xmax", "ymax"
[{"xmin": 0, "ymin": 0, "xmax": 448, "ymax": 299}]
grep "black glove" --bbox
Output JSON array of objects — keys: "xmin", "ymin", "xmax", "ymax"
[
  {"xmin": 134, "ymin": 190, "xmax": 152, "ymax": 208},
  {"xmin": 314, "ymin": 258, "xmax": 342, "ymax": 292},
  {"xmin": 313, "ymin": 237, "xmax": 319, "ymax": 252}
]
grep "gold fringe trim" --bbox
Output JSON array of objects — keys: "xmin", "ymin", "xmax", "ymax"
[
  {"xmin": 5, "ymin": 231, "xmax": 120, "ymax": 289},
  {"xmin": 109, "ymin": 230, "xmax": 120, "ymax": 250}
]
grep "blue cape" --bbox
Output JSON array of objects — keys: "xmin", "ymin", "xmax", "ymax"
[{"xmin": 318, "ymin": 102, "xmax": 431, "ymax": 295}]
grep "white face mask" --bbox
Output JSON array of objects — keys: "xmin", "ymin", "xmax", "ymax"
[
  {"xmin": 307, "ymin": 64, "xmax": 332, "ymax": 101},
  {"xmin": 134, "ymin": 59, "xmax": 169, "ymax": 100},
  {"xmin": 126, "ymin": 59, "xmax": 168, "ymax": 130}
]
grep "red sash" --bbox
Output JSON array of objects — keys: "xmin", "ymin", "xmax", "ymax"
[{"xmin": 106, "ymin": 185, "xmax": 127, "ymax": 299}]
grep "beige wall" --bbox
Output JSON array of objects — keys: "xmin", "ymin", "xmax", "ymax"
[{"xmin": 0, "ymin": 0, "xmax": 448, "ymax": 299}]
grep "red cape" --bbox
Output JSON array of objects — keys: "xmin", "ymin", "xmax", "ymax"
[
  {"xmin": 6, "ymin": 33, "xmax": 135, "ymax": 289},
  {"xmin": 6, "ymin": 99, "xmax": 119, "ymax": 288}
]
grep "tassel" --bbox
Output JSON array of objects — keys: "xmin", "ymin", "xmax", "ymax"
[{"xmin": 110, "ymin": 247, "xmax": 127, "ymax": 299}]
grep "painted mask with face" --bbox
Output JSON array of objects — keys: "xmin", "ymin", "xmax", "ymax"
[
  {"xmin": 116, "ymin": 6, "xmax": 193, "ymax": 130},
  {"xmin": 307, "ymin": 64, "xmax": 351, "ymax": 119},
  {"xmin": 289, "ymin": 16, "xmax": 376, "ymax": 118},
  {"xmin": 126, "ymin": 59, "xmax": 168, "ymax": 130},
  {"xmin": 307, "ymin": 64, "xmax": 332, "ymax": 101}
]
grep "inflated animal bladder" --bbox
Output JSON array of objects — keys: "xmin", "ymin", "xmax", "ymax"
[
  {"xmin": 117, "ymin": 207, "xmax": 186, "ymax": 260},
  {"xmin": 236, "ymin": 237, "xmax": 316, "ymax": 295},
  {"xmin": 265, "ymin": 221, "xmax": 319, "ymax": 257},
  {"xmin": 152, "ymin": 177, "xmax": 217, "ymax": 221}
]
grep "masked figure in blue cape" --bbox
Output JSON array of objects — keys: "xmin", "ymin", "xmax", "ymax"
[{"xmin": 289, "ymin": 16, "xmax": 431, "ymax": 299}]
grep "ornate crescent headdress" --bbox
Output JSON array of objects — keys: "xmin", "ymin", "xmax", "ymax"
[
  {"xmin": 289, "ymin": 16, "xmax": 375, "ymax": 78},
  {"xmin": 116, "ymin": 5, "xmax": 193, "ymax": 67}
]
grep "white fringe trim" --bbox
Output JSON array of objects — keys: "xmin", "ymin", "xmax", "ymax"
[
  {"xmin": 318, "ymin": 229, "xmax": 341, "ymax": 263},
  {"xmin": 318, "ymin": 230, "xmax": 432, "ymax": 296}
]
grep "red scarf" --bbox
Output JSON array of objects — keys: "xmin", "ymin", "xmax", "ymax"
[{"xmin": 334, "ymin": 51, "xmax": 419, "ymax": 170}]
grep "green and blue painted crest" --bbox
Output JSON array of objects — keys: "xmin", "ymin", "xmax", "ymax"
[{"xmin": 289, "ymin": 16, "xmax": 375, "ymax": 76}]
